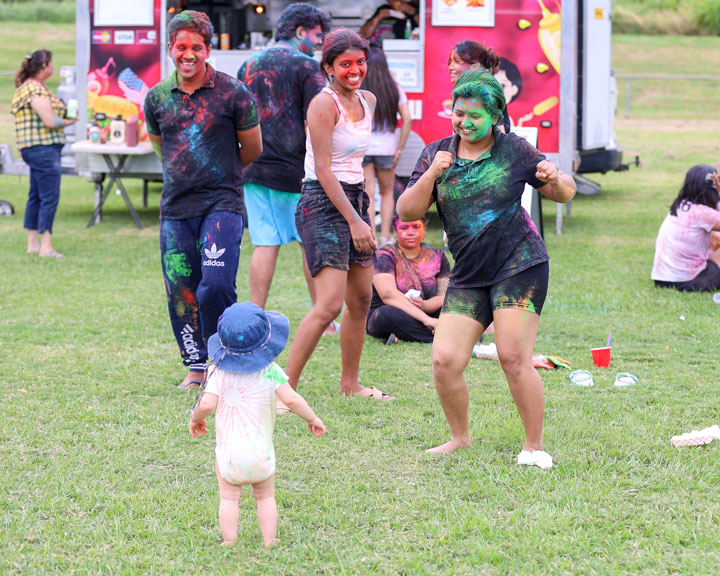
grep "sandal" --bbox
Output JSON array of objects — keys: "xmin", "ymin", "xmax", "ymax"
[
  {"xmin": 614, "ymin": 372, "xmax": 638, "ymax": 387},
  {"xmin": 38, "ymin": 249, "xmax": 64, "ymax": 258},
  {"xmin": 569, "ymin": 369, "xmax": 594, "ymax": 387},
  {"xmin": 322, "ymin": 320, "xmax": 340, "ymax": 337},
  {"xmin": 347, "ymin": 386, "xmax": 395, "ymax": 401},
  {"xmin": 178, "ymin": 379, "xmax": 203, "ymax": 390},
  {"xmin": 178, "ymin": 368, "xmax": 207, "ymax": 390}
]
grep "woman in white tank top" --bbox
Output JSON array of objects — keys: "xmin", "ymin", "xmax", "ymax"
[{"xmin": 286, "ymin": 29, "xmax": 395, "ymax": 402}]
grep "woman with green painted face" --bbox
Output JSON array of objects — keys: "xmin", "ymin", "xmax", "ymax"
[{"xmin": 397, "ymin": 70, "xmax": 576, "ymax": 469}]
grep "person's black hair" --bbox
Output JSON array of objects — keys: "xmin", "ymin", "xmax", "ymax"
[
  {"xmin": 497, "ymin": 56, "xmax": 522, "ymax": 103},
  {"xmin": 361, "ymin": 45, "xmax": 399, "ymax": 132},
  {"xmin": 392, "ymin": 213, "xmax": 428, "ymax": 231},
  {"xmin": 15, "ymin": 49, "xmax": 51, "ymax": 88},
  {"xmin": 320, "ymin": 28, "xmax": 370, "ymax": 81},
  {"xmin": 275, "ymin": 2, "xmax": 331, "ymax": 42},
  {"xmin": 670, "ymin": 164, "xmax": 719, "ymax": 216},
  {"xmin": 450, "ymin": 40, "xmax": 500, "ymax": 74},
  {"xmin": 168, "ymin": 10, "xmax": 213, "ymax": 48}
]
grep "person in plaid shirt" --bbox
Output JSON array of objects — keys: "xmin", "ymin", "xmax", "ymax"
[{"xmin": 11, "ymin": 49, "xmax": 76, "ymax": 258}]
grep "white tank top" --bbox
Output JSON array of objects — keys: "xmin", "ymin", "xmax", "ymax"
[{"xmin": 304, "ymin": 87, "xmax": 372, "ymax": 184}]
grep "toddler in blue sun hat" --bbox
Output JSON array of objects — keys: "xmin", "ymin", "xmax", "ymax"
[{"xmin": 189, "ymin": 301, "xmax": 326, "ymax": 547}]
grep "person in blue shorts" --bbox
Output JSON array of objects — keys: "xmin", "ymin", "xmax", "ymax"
[
  {"xmin": 145, "ymin": 11, "xmax": 262, "ymax": 389},
  {"xmin": 238, "ymin": 3, "xmax": 332, "ymax": 314},
  {"xmin": 397, "ymin": 70, "xmax": 576, "ymax": 467}
]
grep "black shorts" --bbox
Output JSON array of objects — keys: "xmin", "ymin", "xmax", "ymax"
[
  {"xmin": 654, "ymin": 260, "xmax": 720, "ymax": 292},
  {"xmin": 296, "ymin": 179, "xmax": 375, "ymax": 277},
  {"xmin": 442, "ymin": 262, "xmax": 549, "ymax": 328}
]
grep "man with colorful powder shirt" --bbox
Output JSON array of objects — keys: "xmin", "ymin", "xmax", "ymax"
[
  {"xmin": 145, "ymin": 11, "xmax": 262, "ymax": 388},
  {"xmin": 237, "ymin": 3, "xmax": 331, "ymax": 312}
]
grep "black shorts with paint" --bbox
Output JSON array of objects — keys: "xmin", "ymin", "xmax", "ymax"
[
  {"xmin": 442, "ymin": 262, "xmax": 549, "ymax": 328},
  {"xmin": 296, "ymin": 179, "xmax": 375, "ymax": 277}
]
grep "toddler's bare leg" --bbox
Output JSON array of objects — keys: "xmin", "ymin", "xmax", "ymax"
[
  {"xmin": 252, "ymin": 475, "xmax": 277, "ymax": 547},
  {"xmin": 216, "ymin": 461, "xmax": 242, "ymax": 545}
]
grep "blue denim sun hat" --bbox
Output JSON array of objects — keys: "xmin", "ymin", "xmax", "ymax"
[{"xmin": 207, "ymin": 302, "xmax": 290, "ymax": 373}]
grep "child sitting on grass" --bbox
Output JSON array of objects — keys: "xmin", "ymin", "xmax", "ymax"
[{"xmin": 189, "ymin": 301, "xmax": 326, "ymax": 547}]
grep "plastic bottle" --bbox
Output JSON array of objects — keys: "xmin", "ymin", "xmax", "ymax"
[
  {"xmin": 125, "ymin": 115, "xmax": 138, "ymax": 147},
  {"xmin": 110, "ymin": 115, "xmax": 126, "ymax": 144},
  {"xmin": 89, "ymin": 123, "xmax": 101, "ymax": 144},
  {"xmin": 66, "ymin": 98, "xmax": 78, "ymax": 119}
]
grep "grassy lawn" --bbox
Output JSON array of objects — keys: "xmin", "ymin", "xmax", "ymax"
[{"xmin": 2, "ymin": 25, "xmax": 720, "ymax": 575}]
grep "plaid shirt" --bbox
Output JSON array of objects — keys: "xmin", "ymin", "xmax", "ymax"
[{"xmin": 11, "ymin": 81, "xmax": 66, "ymax": 149}]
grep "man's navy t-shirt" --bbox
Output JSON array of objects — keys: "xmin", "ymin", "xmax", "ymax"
[
  {"xmin": 238, "ymin": 46, "xmax": 325, "ymax": 194},
  {"xmin": 144, "ymin": 66, "xmax": 259, "ymax": 220}
]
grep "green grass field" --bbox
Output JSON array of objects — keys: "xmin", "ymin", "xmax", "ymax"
[{"xmin": 2, "ymin": 23, "xmax": 720, "ymax": 575}]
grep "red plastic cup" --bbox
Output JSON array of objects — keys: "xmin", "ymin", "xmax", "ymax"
[{"xmin": 591, "ymin": 347, "xmax": 611, "ymax": 368}]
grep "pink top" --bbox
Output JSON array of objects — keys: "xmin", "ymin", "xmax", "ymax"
[
  {"xmin": 304, "ymin": 87, "xmax": 372, "ymax": 185},
  {"xmin": 367, "ymin": 83, "xmax": 408, "ymax": 156},
  {"xmin": 651, "ymin": 202, "xmax": 720, "ymax": 282}
]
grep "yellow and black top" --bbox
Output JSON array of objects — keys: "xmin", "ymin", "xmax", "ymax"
[{"xmin": 11, "ymin": 81, "xmax": 66, "ymax": 149}]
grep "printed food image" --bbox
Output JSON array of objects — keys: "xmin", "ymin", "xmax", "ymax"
[{"xmin": 91, "ymin": 95, "xmax": 139, "ymax": 121}]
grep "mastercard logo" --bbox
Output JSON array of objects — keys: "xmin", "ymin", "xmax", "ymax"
[{"xmin": 92, "ymin": 30, "xmax": 112, "ymax": 44}]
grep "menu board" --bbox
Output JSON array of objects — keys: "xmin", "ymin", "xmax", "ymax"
[{"xmin": 94, "ymin": 0, "xmax": 154, "ymax": 26}]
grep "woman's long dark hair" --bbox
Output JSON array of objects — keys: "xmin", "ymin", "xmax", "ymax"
[
  {"xmin": 361, "ymin": 45, "xmax": 399, "ymax": 132},
  {"xmin": 451, "ymin": 40, "xmax": 500, "ymax": 74},
  {"xmin": 15, "ymin": 49, "xmax": 51, "ymax": 87},
  {"xmin": 670, "ymin": 164, "xmax": 719, "ymax": 216}
]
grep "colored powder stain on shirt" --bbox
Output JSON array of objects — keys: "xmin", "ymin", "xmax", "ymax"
[{"xmin": 163, "ymin": 250, "xmax": 193, "ymax": 284}]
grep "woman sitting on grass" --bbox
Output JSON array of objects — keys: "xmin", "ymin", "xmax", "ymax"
[
  {"xmin": 366, "ymin": 215, "xmax": 450, "ymax": 344},
  {"xmin": 652, "ymin": 164, "xmax": 720, "ymax": 292}
]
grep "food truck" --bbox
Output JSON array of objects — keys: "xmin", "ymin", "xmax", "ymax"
[{"xmin": 71, "ymin": 0, "xmax": 622, "ymax": 233}]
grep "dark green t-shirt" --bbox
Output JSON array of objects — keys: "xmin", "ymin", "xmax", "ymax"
[{"xmin": 407, "ymin": 131, "xmax": 548, "ymax": 288}]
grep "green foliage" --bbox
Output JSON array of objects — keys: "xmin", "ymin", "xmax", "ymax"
[
  {"xmin": 613, "ymin": 0, "xmax": 720, "ymax": 34},
  {"xmin": 0, "ymin": 1, "xmax": 74, "ymax": 23}
]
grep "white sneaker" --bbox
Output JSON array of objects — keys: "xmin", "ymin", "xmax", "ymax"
[{"xmin": 517, "ymin": 450, "xmax": 554, "ymax": 469}]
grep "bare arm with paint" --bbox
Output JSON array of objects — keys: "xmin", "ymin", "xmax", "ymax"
[
  {"xmin": 396, "ymin": 151, "xmax": 452, "ymax": 222},
  {"xmin": 535, "ymin": 160, "xmax": 576, "ymax": 203},
  {"xmin": 148, "ymin": 133, "xmax": 162, "ymax": 160},
  {"xmin": 237, "ymin": 125, "xmax": 263, "ymax": 168},
  {"xmin": 30, "ymin": 96, "xmax": 75, "ymax": 129},
  {"xmin": 374, "ymin": 272, "xmax": 438, "ymax": 330},
  {"xmin": 409, "ymin": 276, "xmax": 447, "ymax": 315},
  {"xmin": 307, "ymin": 92, "xmax": 376, "ymax": 253}
]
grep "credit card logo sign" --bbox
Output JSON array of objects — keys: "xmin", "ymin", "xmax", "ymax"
[
  {"xmin": 137, "ymin": 30, "xmax": 158, "ymax": 45},
  {"xmin": 92, "ymin": 30, "xmax": 112, "ymax": 44},
  {"xmin": 114, "ymin": 30, "xmax": 135, "ymax": 45}
]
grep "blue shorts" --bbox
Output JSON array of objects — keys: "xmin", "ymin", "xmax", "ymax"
[
  {"xmin": 362, "ymin": 155, "xmax": 394, "ymax": 170},
  {"xmin": 244, "ymin": 182, "xmax": 301, "ymax": 246}
]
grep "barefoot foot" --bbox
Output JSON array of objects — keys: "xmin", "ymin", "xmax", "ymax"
[{"xmin": 426, "ymin": 438, "xmax": 471, "ymax": 453}]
